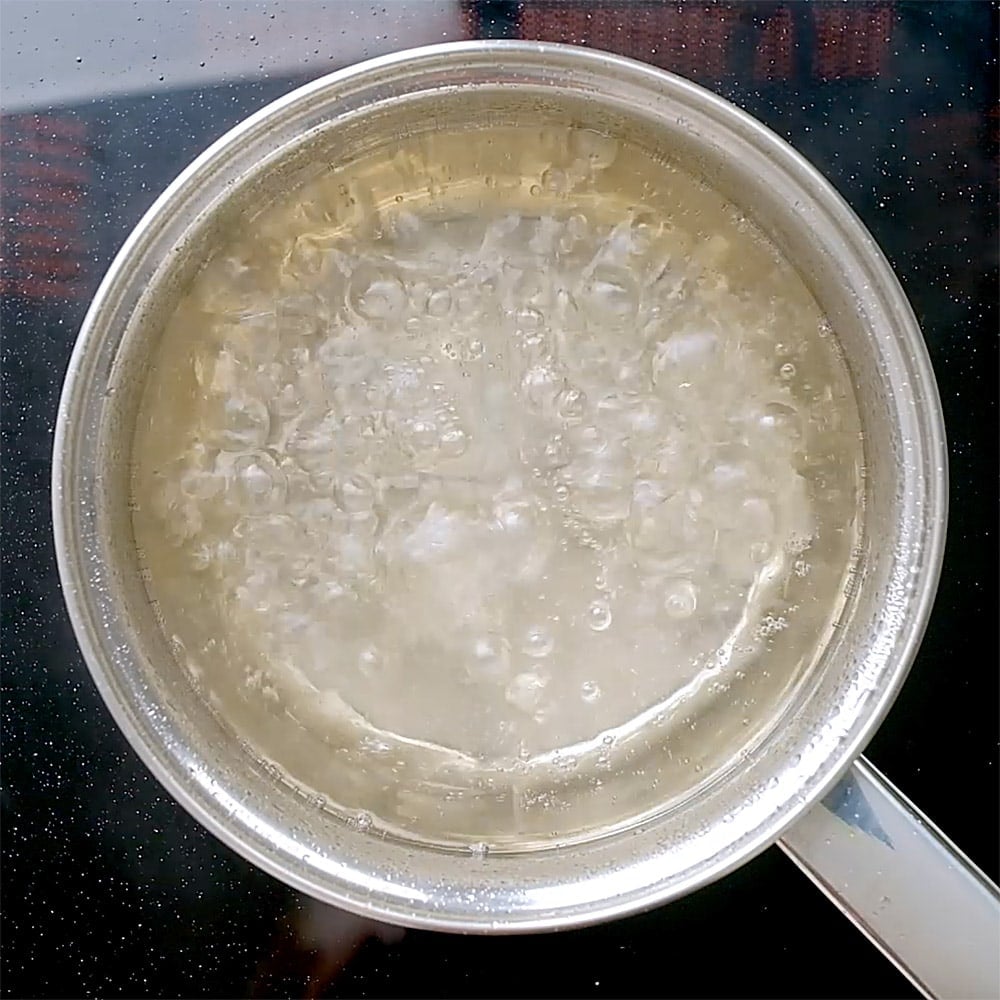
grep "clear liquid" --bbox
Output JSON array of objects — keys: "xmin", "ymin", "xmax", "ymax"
[{"xmin": 132, "ymin": 123, "xmax": 863, "ymax": 841}]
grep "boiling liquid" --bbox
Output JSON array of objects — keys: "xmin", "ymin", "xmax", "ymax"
[{"xmin": 132, "ymin": 123, "xmax": 863, "ymax": 841}]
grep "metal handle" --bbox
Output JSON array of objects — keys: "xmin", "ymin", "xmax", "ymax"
[{"xmin": 779, "ymin": 756, "xmax": 1000, "ymax": 999}]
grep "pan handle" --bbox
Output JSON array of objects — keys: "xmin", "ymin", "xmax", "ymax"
[{"xmin": 779, "ymin": 756, "xmax": 1000, "ymax": 999}]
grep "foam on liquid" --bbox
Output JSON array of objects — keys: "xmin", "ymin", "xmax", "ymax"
[{"xmin": 132, "ymin": 123, "xmax": 863, "ymax": 837}]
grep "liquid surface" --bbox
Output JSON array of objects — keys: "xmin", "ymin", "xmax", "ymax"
[{"xmin": 132, "ymin": 123, "xmax": 862, "ymax": 839}]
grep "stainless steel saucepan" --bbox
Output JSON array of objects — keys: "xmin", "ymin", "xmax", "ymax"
[{"xmin": 52, "ymin": 42, "xmax": 999, "ymax": 997}]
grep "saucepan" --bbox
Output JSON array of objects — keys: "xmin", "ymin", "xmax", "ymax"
[{"xmin": 52, "ymin": 42, "xmax": 999, "ymax": 997}]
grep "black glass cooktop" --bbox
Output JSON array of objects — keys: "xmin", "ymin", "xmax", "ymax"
[{"xmin": 2, "ymin": 3, "xmax": 996, "ymax": 997}]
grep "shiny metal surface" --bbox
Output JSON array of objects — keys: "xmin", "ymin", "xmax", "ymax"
[
  {"xmin": 54, "ymin": 41, "xmax": 954, "ymax": 934},
  {"xmin": 781, "ymin": 759, "xmax": 1000, "ymax": 999}
]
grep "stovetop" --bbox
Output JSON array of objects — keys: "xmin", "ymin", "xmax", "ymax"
[{"xmin": 2, "ymin": 3, "xmax": 996, "ymax": 997}]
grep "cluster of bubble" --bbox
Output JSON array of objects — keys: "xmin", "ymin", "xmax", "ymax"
[{"xmin": 150, "ymin": 185, "xmax": 814, "ymax": 759}]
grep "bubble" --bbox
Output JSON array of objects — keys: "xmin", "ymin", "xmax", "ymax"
[
  {"xmin": 179, "ymin": 468, "xmax": 223, "ymax": 501},
  {"xmin": 399, "ymin": 417, "xmax": 440, "ymax": 456},
  {"xmin": 353, "ymin": 810, "xmax": 374, "ymax": 832},
  {"xmin": 336, "ymin": 473, "xmax": 375, "ymax": 513},
  {"xmin": 470, "ymin": 634, "xmax": 510, "ymax": 680},
  {"xmin": 555, "ymin": 384, "xmax": 587, "ymax": 421},
  {"xmin": 521, "ymin": 433, "xmax": 568, "ymax": 472},
  {"xmin": 391, "ymin": 210, "xmax": 421, "ymax": 242},
  {"xmin": 211, "ymin": 394, "xmax": 270, "ymax": 450},
  {"xmin": 664, "ymin": 579, "xmax": 698, "ymax": 619},
  {"xmin": 360, "ymin": 735, "xmax": 393, "ymax": 756},
  {"xmin": 214, "ymin": 540, "xmax": 237, "ymax": 567},
  {"xmin": 583, "ymin": 267, "xmax": 639, "ymax": 321},
  {"xmin": 518, "ymin": 331, "xmax": 551, "ymax": 368},
  {"xmin": 585, "ymin": 599, "xmax": 612, "ymax": 631},
  {"xmin": 233, "ymin": 453, "xmax": 285, "ymax": 509},
  {"xmin": 522, "ymin": 365, "xmax": 559, "ymax": 408},
  {"xmin": 463, "ymin": 338, "xmax": 485, "ymax": 361},
  {"xmin": 541, "ymin": 167, "xmax": 568, "ymax": 194},
  {"xmin": 358, "ymin": 644, "xmax": 382, "ymax": 674},
  {"xmin": 779, "ymin": 362, "xmax": 797, "ymax": 379},
  {"xmin": 286, "ymin": 416, "xmax": 340, "ymax": 472},
  {"xmin": 439, "ymin": 426, "xmax": 469, "ymax": 458},
  {"xmin": 568, "ymin": 423, "xmax": 606, "ymax": 454},
  {"xmin": 396, "ymin": 502, "xmax": 470, "ymax": 564},
  {"xmin": 569, "ymin": 128, "xmax": 619, "ymax": 169},
  {"xmin": 628, "ymin": 211, "xmax": 660, "ymax": 254},
  {"xmin": 566, "ymin": 213, "xmax": 588, "ymax": 238},
  {"xmin": 758, "ymin": 401, "xmax": 802, "ymax": 440},
  {"xmin": 276, "ymin": 293, "xmax": 323, "ymax": 337},
  {"xmin": 598, "ymin": 393, "xmax": 663, "ymax": 438},
  {"xmin": 426, "ymin": 288, "xmax": 452, "ymax": 317},
  {"xmin": 565, "ymin": 443, "xmax": 633, "ymax": 523},
  {"xmin": 515, "ymin": 306, "xmax": 544, "ymax": 332},
  {"xmin": 581, "ymin": 680, "xmax": 602, "ymax": 703},
  {"xmin": 707, "ymin": 451, "xmax": 751, "ymax": 488},
  {"xmin": 529, "ymin": 184, "xmax": 542, "ymax": 197},
  {"xmin": 505, "ymin": 670, "xmax": 548, "ymax": 712},
  {"xmin": 521, "ymin": 625, "xmax": 554, "ymax": 658},
  {"xmin": 554, "ymin": 483, "xmax": 570, "ymax": 502},
  {"xmin": 353, "ymin": 275, "xmax": 405, "ymax": 319},
  {"xmin": 494, "ymin": 498, "xmax": 536, "ymax": 536},
  {"xmin": 652, "ymin": 330, "xmax": 718, "ymax": 373},
  {"xmin": 740, "ymin": 496, "xmax": 776, "ymax": 536},
  {"xmin": 190, "ymin": 542, "xmax": 214, "ymax": 570}
]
